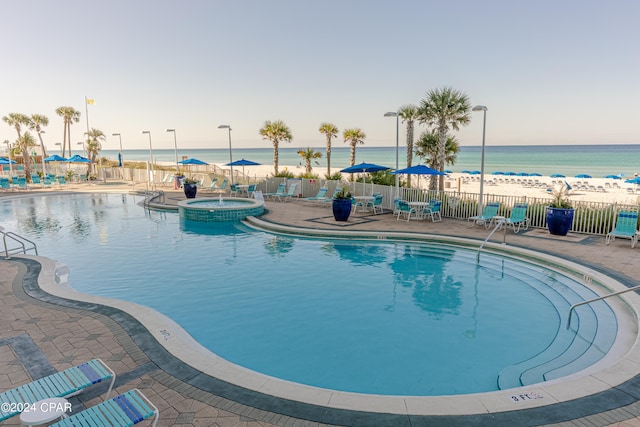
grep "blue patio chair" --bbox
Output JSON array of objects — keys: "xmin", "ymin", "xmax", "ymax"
[
  {"xmin": 273, "ymin": 183, "xmax": 298, "ymax": 202},
  {"xmin": 423, "ymin": 199, "xmax": 442, "ymax": 222},
  {"xmin": 0, "ymin": 359, "xmax": 115, "ymax": 422},
  {"xmin": 246, "ymin": 184, "xmax": 257, "ymax": 198},
  {"xmin": 319, "ymin": 188, "xmax": 342, "ymax": 206},
  {"xmin": 371, "ymin": 194, "xmax": 384, "ymax": 215},
  {"xmin": 468, "ymin": 202, "xmax": 500, "ymax": 228},
  {"xmin": 0, "ymin": 178, "xmax": 12, "ymax": 191},
  {"xmin": 229, "ymin": 183, "xmax": 240, "ymax": 196},
  {"xmin": 396, "ymin": 200, "xmax": 418, "ymax": 221},
  {"xmin": 606, "ymin": 211, "xmax": 639, "ymax": 248},
  {"xmin": 50, "ymin": 389, "xmax": 157, "ymax": 427},
  {"xmin": 57, "ymin": 176, "xmax": 67, "ymax": 185},
  {"xmin": 31, "ymin": 174, "xmax": 42, "ymax": 185},
  {"xmin": 301, "ymin": 187, "xmax": 328, "ymax": 202},
  {"xmin": 504, "ymin": 203, "xmax": 529, "ymax": 233}
]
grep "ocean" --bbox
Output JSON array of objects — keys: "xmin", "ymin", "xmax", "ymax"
[{"xmin": 97, "ymin": 144, "xmax": 640, "ymax": 179}]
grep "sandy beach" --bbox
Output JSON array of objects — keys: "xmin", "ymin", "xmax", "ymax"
[{"xmin": 209, "ymin": 162, "xmax": 640, "ymax": 205}]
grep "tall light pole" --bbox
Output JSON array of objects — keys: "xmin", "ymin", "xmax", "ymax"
[
  {"xmin": 141, "ymin": 130, "xmax": 153, "ymax": 190},
  {"xmin": 112, "ymin": 133, "xmax": 124, "ymax": 179},
  {"xmin": 472, "ymin": 105, "xmax": 488, "ymax": 216},
  {"xmin": 3, "ymin": 140, "xmax": 12, "ymax": 175},
  {"xmin": 218, "ymin": 125, "xmax": 233, "ymax": 184},
  {"xmin": 165, "ymin": 129, "xmax": 179, "ymax": 174},
  {"xmin": 39, "ymin": 130, "xmax": 47, "ymax": 176},
  {"xmin": 384, "ymin": 111, "xmax": 399, "ymax": 199}
]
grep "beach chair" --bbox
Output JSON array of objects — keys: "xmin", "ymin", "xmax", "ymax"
[
  {"xmin": 504, "ymin": 203, "xmax": 529, "ymax": 233},
  {"xmin": 0, "ymin": 178, "xmax": 12, "ymax": 191},
  {"xmin": 371, "ymin": 194, "xmax": 384, "ymax": 215},
  {"xmin": 264, "ymin": 182, "xmax": 286, "ymax": 200},
  {"xmin": 211, "ymin": 178, "xmax": 228, "ymax": 194},
  {"xmin": 301, "ymin": 187, "xmax": 328, "ymax": 203},
  {"xmin": 50, "ymin": 389, "xmax": 158, "ymax": 427},
  {"xmin": 273, "ymin": 183, "xmax": 298, "ymax": 202},
  {"xmin": 245, "ymin": 183, "xmax": 256, "ymax": 198},
  {"xmin": 0, "ymin": 359, "xmax": 115, "ymax": 422},
  {"xmin": 468, "ymin": 202, "xmax": 500, "ymax": 228},
  {"xmin": 606, "ymin": 211, "xmax": 639, "ymax": 248},
  {"xmin": 229, "ymin": 183, "xmax": 240, "ymax": 196}
]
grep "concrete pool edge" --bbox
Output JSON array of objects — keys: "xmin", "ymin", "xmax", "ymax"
[{"xmin": 13, "ymin": 216, "xmax": 640, "ymax": 422}]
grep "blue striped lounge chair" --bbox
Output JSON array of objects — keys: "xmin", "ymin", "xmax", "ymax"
[
  {"xmin": 301, "ymin": 187, "xmax": 328, "ymax": 203},
  {"xmin": 468, "ymin": 202, "xmax": 500, "ymax": 228},
  {"xmin": 606, "ymin": 211, "xmax": 639, "ymax": 248},
  {"xmin": 273, "ymin": 183, "xmax": 298, "ymax": 202},
  {"xmin": 50, "ymin": 389, "xmax": 157, "ymax": 427},
  {"xmin": 0, "ymin": 359, "xmax": 115, "ymax": 422},
  {"xmin": 264, "ymin": 182, "xmax": 286, "ymax": 199}
]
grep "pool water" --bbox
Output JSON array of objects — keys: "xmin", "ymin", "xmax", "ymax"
[{"xmin": 0, "ymin": 193, "xmax": 617, "ymax": 396}]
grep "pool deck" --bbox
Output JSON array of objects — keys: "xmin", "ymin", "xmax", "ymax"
[{"xmin": 1, "ymin": 184, "xmax": 640, "ymax": 426}]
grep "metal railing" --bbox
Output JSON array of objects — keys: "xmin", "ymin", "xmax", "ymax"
[
  {"xmin": 566, "ymin": 285, "xmax": 640, "ymax": 329},
  {"xmin": 1, "ymin": 227, "xmax": 38, "ymax": 259},
  {"xmin": 477, "ymin": 219, "xmax": 507, "ymax": 261}
]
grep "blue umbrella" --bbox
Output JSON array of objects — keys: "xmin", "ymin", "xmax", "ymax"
[
  {"xmin": 444, "ymin": 169, "xmax": 453, "ymax": 174},
  {"xmin": 504, "ymin": 172, "xmax": 516, "ymax": 176},
  {"xmin": 340, "ymin": 162, "xmax": 390, "ymax": 174},
  {"xmin": 44, "ymin": 154, "xmax": 67, "ymax": 162},
  {"xmin": 391, "ymin": 164, "xmax": 445, "ymax": 176},
  {"xmin": 624, "ymin": 177, "xmax": 640, "ymax": 184},
  {"xmin": 461, "ymin": 170, "xmax": 470, "ymax": 174},
  {"xmin": 604, "ymin": 174, "xmax": 622, "ymax": 179},
  {"xmin": 529, "ymin": 173, "xmax": 542, "ymax": 177},
  {"xmin": 0, "ymin": 157, "xmax": 16, "ymax": 164},
  {"xmin": 225, "ymin": 158, "xmax": 261, "ymax": 179},
  {"xmin": 492, "ymin": 171, "xmax": 504, "ymax": 175},
  {"xmin": 67, "ymin": 154, "xmax": 91, "ymax": 163},
  {"xmin": 468, "ymin": 170, "xmax": 481, "ymax": 175},
  {"xmin": 574, "ymin": 174, "xmax": 592, "ymax": 179},
  {"xmin": 550, "ymin": 173, "xmax": 565, "ymax": 178},
  {"xmin": 178, "ymin": 158, "xmax": 208, "ymax": 165},
  {"xmin": 516, "ymin": 172, "xmax": 529, "ymax": 176}
]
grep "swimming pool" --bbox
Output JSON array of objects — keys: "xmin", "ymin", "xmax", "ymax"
[{"xmin": 0, "ymin": 193, "xmax": 631, "ymax": 399}]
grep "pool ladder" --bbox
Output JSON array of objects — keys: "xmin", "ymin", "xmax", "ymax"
[
  {"xmin": 1, "ymin": 227, "xmax": 38, "ymax": 259},
  {"xmin": 477, "ymin": 219, "xmax": 507, "ymax": 261}
]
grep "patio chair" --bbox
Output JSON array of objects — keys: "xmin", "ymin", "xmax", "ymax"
[
  {"xmin": 371, "ymin": 194, "xmax": 384, "ymax": 215},
  {"xmin": 468, "ymin": 202, "xmax": 500, "ymax": 228},
  {"xmin": 423, "ymin": 199, "xmax": 442, "ymax": 222},
  {"xmin": 273, "ymin": 183, "xmax": 298, "ymax": 202},
  {"xmin": 50, "ymin": 389, "xmax": 157, "ymax": 427},
  {"xmin": 504, "ymin": 203, "xmax": 529, "ymax": 233},
  {"xmin": 0, "ymin": 359, "xmax": 115, "ymax": 422},
  {"xmin": 229, "ymin": 183, "xmax": 240, "ymax": 196},
  {"xmin": 606, "ymin": 211, "xmax": 639, "ymax": 248},
  {"xmin": 318, "ymin": 188, "xmax": 342, "ymax": 206},
  {"xmin": 0, "ymin": 178, "xmax": 12, "ymax": 191},
  {"xmin": 264, "ymin": 182, "xmax": 286, "ymax": 199},
  {"xmin": 396, "ymin": 200, "xmax": 418, "ymax": 221},
  {"xmin": 201, "ymin": 177, "xmax": 218, "ymax": 192},
  {"xmin": 211, "ymin": 178, "xmax": 228, "ymax": 194}
]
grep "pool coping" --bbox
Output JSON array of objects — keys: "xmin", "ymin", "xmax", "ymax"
[{"xmin": 13, "ymin": 215, "xmax": 640, "ymax": 425}]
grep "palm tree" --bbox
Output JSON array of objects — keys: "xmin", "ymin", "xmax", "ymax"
[
  {"xmin": 319, "ymin": 122, "xmax": 338, "ymax": 176},
  {"xmin": 85, "ymin": 128, "xmax": 105, "ymax": 176},
  {"xmin": 414, "ymin": 130, "xmax": 460, "ymax": 170},
  {"xmin": 2, "ymin": 113, "xmax": 30, "ymax": 139},
  {"xmin": 15, "ymin": 132, "xmax": 37, "ymax": 182},
  {"xmin": 29, "ymin": 114, "xmax": 49, "ymax": 158},
  {"xmin": 259, "ymin": 120, "xmax": 292, "ymax": 175},
  {"xmin": 55, "ymin": 106, "xmax": 81, "ymax": 158},
  {"xmin": 343, "ymin": 128, "xmax": 366, "ymax": 166},
  {"xmin": 398, "ymin": 104, "xmax": 419, "ymax": 187},
  {"xmin": 297, "ymin": 147, "xmax": 322, "ymax": 174},
  {"xmin": 418, "ymin": 87, "xmax": 471, "ymax": 190}
]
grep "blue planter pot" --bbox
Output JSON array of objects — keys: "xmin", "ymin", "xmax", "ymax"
[
  {"xmin": 332, "ymin": 198, "xmax": 352, "ymax": 221},
  {"xmin": 183, "ymin": 183, "xmax": 198, "ymax": 199},
  {"xmin": 546, "ymin": 207, "xmax": 574, "ymax": 236}
]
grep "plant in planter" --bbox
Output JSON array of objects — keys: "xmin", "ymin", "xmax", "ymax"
[
  {"xmin": 183, "ymin": 177, "xmax": 198, "ymax": 198},
  {"xmin": 546, "ymin": 183, "xmax": 574, "ymax": 236},
  {"xmin": 332, "ymin": 187, "xmax": 353, "ymax": 221}
]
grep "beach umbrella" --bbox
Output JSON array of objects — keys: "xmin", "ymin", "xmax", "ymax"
[
  {"xmin": 529, "ymin": 173, "xmax": 542, "ymax": 177},
  {"xmin": 225, "ymin": 158, "xmax": 261, "ymax": 181},
  {"xmin": 67, "ymin": 154, "xmax": 91, "ymax": 163},
  {"xmin": 45, "ymin": 154, "xmax": 67, "ymax": 162},
  {"xmin": 178, "ymin": 158, "xmax": 208, "ymax": 165},
  {"xmin": 604, "ymin": 174, "xmax": 622, "ymax": 179},
  {"xmin": 624, "ymin": 177, "xmax": 640, "ymax": 184},
  {"xmin": 504, "ymin": 172, "xmax": 516, "ymax": 176},
  {"xmin": 444, "ymin": 169, "xmax": 453, "ymax": 174},
  {"xmin": 0, "ymin": 157, "xmax": 16, "ymax": 164},
  {"xmin": 550, "ymin": 173, "xmax": 565, "ymax": 178},
  {"xmin": 492, "ymin": 171, "xmax": 504, "ymax": 175},
  {"xmin": 574, "ymin": 174, "xmax": 592, "ymax": 179},
  {"xmin": 340, "ymin": 162, "xmax": 391, "ymax": 194},
  {"xmin": 516, "ymin": 172, "xmax": 529, "ymax": 176},
  {"xmin": 392, "ymin": 164, "xmax": 445, "ymax": 190},
  {"xmin": 469, "ymin": 170, "xmax": 481, "ymax": 175},
  {"xmin": 461, "ymin": 170, "xmax": 470, "ymax": 174}
]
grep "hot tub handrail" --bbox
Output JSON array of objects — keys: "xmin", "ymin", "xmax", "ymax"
[
  {"xmin": 476, "ymin": 219, "xmax": 507, "ymax": 261},
  {"xmin": 1, "ymin": 227, "xmax": 38, "ymax": 259},
  {"xmin": 566, "ymin": 284, "xmax": 640, "ymax": 330}
]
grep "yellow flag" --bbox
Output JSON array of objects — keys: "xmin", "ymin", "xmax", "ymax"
[{"xmin": 86, "ymin": 98, "xmax": 95, "ymax": 105}]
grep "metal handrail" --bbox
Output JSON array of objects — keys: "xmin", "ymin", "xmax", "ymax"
[
  {"xmin": 477, "ymin": 219, "xmax": 506, "ymax": 261},
  {"xmin": 566, "ymin": 284, "xmax": 640, "ymax": 329},
  {"xmin": 1, "ymin": 228, "xmax": 38, "ymax": 259}
]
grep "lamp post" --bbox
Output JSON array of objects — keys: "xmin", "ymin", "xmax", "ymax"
[
  {"xmin": 141, "ymin": 131, "xmax": 153, "ymax": 190},
  {"xmin": 112, "ymin": 133, "xmax": 124, "ymax": 179},
  {"xmin": 165, "ymin": 129, "xmax": 179, "ymax": 174},
  {"xmin": 472, "ymin": 105, "xmax": 488, "ymax": 216},
  {"xmin": 384, "ymin": 111, "xmax": 399, "ymax": 199},
  {"xmin": 3, "ymin": 140, "xmax": 12, "ymax": 175},
  {"xmin": 218, "ymin": 125, "xmax": 233, "ymax": 184}
]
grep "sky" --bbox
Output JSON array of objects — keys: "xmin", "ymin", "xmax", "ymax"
[{"xmin": 1, "ymin": 0, "xmax": 639, "ymax": 153}]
